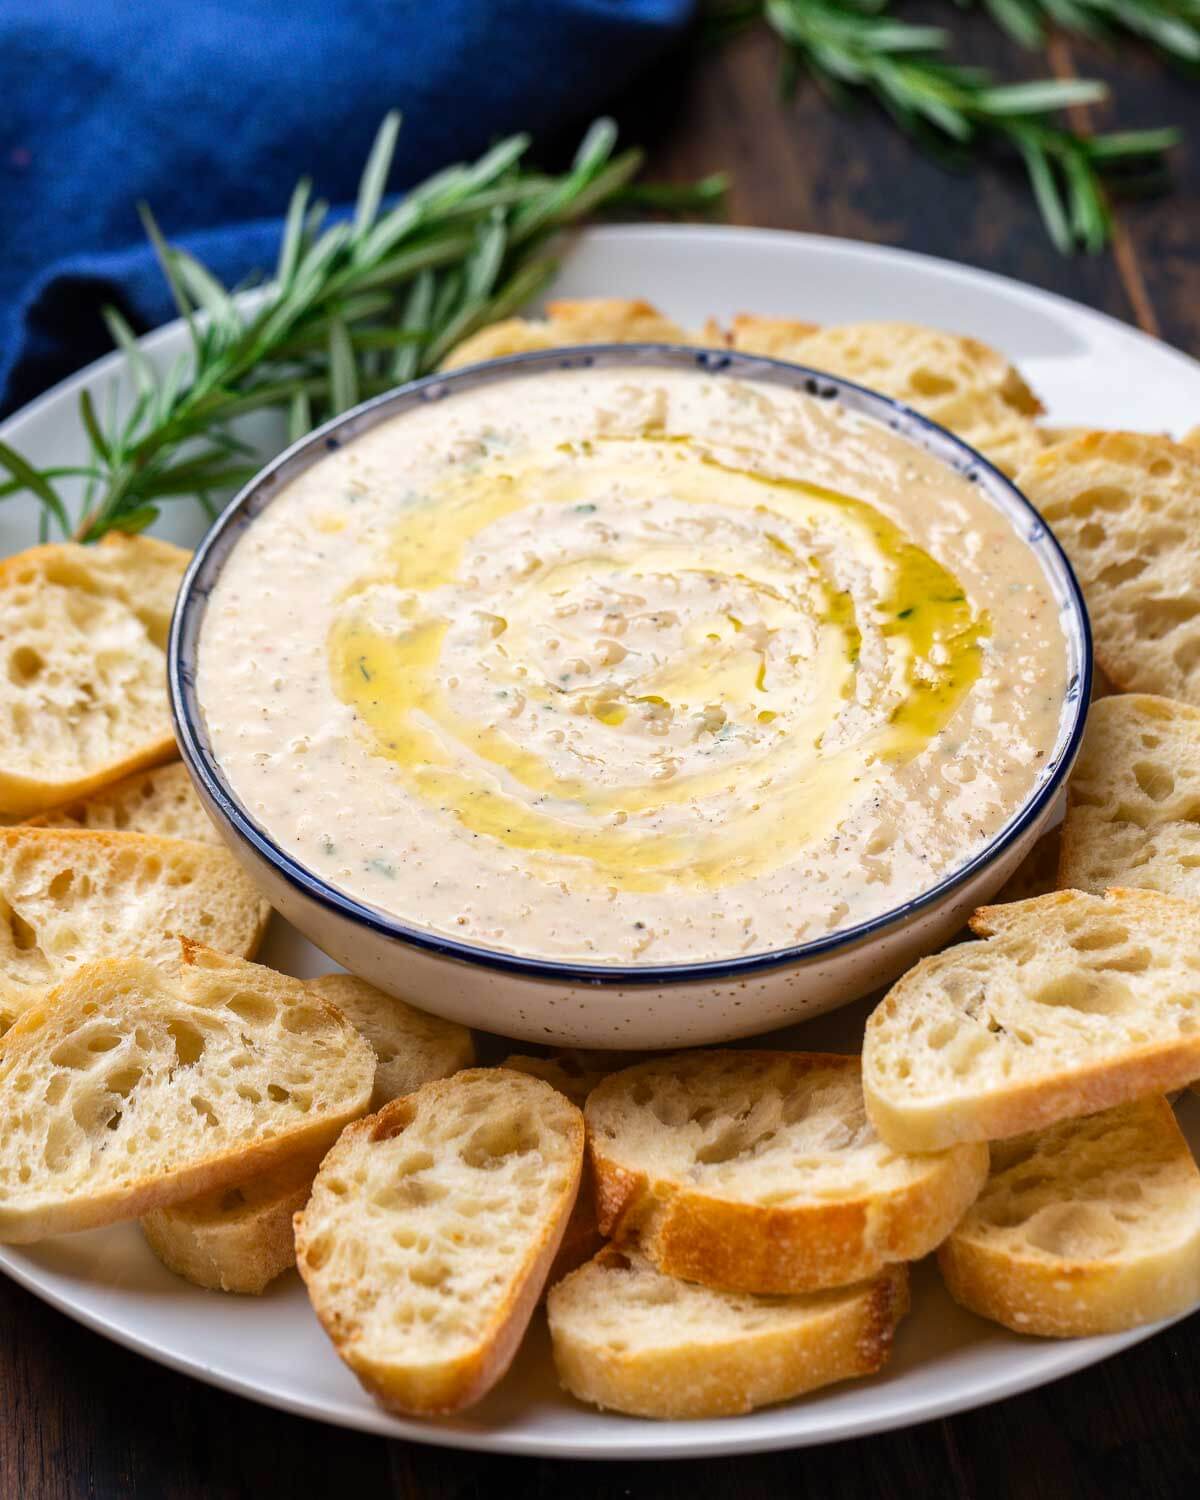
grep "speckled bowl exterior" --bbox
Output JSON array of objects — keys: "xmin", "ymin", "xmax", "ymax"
[{"xmin": 170, "ymin": 345, "xmax": 1091, "ymax": 1048}]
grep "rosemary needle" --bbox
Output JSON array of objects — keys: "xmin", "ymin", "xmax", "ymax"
[{"xmin": 963, "ymin": 0, "xmax": 1200, "ymax": 64}]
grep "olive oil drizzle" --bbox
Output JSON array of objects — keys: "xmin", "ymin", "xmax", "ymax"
[{"xmin": 329, "ymin": 437, "xmax": 988, "ymax": 890}]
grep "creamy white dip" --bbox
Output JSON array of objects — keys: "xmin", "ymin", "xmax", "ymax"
[{"xmin": 198, "ymin": 367, "xmax": 1068, "ymax": 964}]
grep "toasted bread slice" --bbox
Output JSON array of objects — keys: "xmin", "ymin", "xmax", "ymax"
[
  {"xmin": 864, "ymin": 888, "xmax": 1200, "ymax": 1153},
  {"xmin": 0, "ymin": 943, "xmax": 375, "ymax": 1242},
  {"xmin": 142, "ymin": 973, "xmax": 475, "ymax": 1293},
  {"xmin": 503, "ymin": 1051, "xmax": 646, "ymax": 1286},
  {"xmin": 24, "ymin": 761, "xmax": 217, "ymax": 844},
  {"xmin": 786, "ymin": 320, "xmax": 1042, "ymax": 409},
  {"xmin": 748, "ymin": 320, "xmax": 1045, "ymax": 475},
  {"xmin": 0, "ymin": 535, "xmax": 189, "ymax": 815},
  {"xmin": 541, "ymin": 298, "xmax": 693, "ymax": 343},
  {"xmin": 1017, "ymin": 432, "xmax": 1200, "ymax": 702},
  {"xmin": 938, "ymin": 1097, "xmax": 1200, "ymax": 1336},
  {"xmin": 1038, "ymin": 425, "xmax": 1093, "ymax": 446},
  {"xmin": 585, "ymin": 1051, "xmax": 988, "ymax": 1294},
  {"xmin": 439, "ymin": 316, "xmax": 561, "ymax": 368},
  {"xmin": 723, "ymin": 314, "xmax": 822, "ymax": 359},
  {"xmin": 0, "ymin": 828, "xmax": 270, "ymax": 1026},
  {"xmin": 295, "ymin": 1068, "xmax": 583, "ymax": 1415},
  {"xmin": 549, "ymin": 1246, "xmax": 908, "ymax": 1420},
  {"xmin": 307, "ymin": 974, "xmax": 474, "ymax": 1110},
  {"xmin": 442, "ymin": 298, "xmax": 698, "ymax": 370},
  {"xmin": 141, "ymin": 1147, "xmax": 325, "ymax": 1295},
  {"xmin": 543, "ymin": 1185, "xmax": 604, "ymax": 1289},
  {"xmin": 946, "ymin": 398, "xmax": 1048, "ymax": 478},
  {"xmin": 1059, "ymin": 694, "xmax": 1200, "ymax": 901}
]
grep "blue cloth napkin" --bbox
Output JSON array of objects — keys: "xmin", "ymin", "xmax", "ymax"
[{"xmin": 1, "ymin": 0, "xmax": 693, "ymax": 416}]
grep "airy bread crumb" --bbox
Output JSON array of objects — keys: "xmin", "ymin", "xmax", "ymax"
[
  {"xmin": 0, "ymin": 943, "xmax": 375, "ymax": 1242},
  {"xmin": 549, "ymin": 1246, "xmax": 909, "ymax": 1418},
  {"xmin": 864, "ymin": 888, "xmax": 1200, "ymax": 1152},
  {"xmin": 295, "ymin": 1068, "xmax": 583, "ymax": 1414},
  {"xmin": 939, "ymin": 1096, "xmax": 1200, "ymax": 1336},
  {"xmin": 0, "ymin": 536, "xmax": 189, "ymax": 815},
  {"xmin": 586, "ymin": 1050, "xmax": 987, "ymax": 1293}
]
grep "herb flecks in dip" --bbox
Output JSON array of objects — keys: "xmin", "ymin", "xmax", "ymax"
[
  {"xmin": 199, "ymin": 368, "xmax": 1068, "ymax": 963},
  {"xmin": 329, "ymin": 440, "xmax": 988, "ymax": 892}
]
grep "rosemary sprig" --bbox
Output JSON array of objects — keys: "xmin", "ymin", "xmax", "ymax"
[
  {"xmin": 0, "ymin": 115, "xmax": 726, "ymax": 543},
  {"xmin": 961, "ymin": 0, "xmax": 1200, "ymax": 63},
  {"xmin": 714, "ymin": 0, "xmax": 1178, "ymax": 252}
]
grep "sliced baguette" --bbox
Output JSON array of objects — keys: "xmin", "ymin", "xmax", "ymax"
[
  {"xmin": 731, "ymin": 319, "xmax": 1046, "ymax": 475},
  {"xmin": 24, "ymin": 761, "xmax": 218, "ymax": 844},
  {"xmin": 729, "ymin": 317, "xmax": 1041, "ymax": 416},
  {"xmin": 141, "ymin": 973, "xmax": 474, "ymax": 1293},
  {"xmin": 503, "ymin": 1051, "xmax": 646, "ymax": 1286},
  {"xmin": 1017, "ymin": 432, "xmax": 1200, "ymax": 703},
  {"xmin": 938, "ymin": 1097, "xmax": 1200, "ymax": 1336},
  {"xmin": 724, "ymin": 314, "xmax": 821, "ymax": 357},
  {"xmin": 1059, "ymin": 694, "xmax": 1200, "ymax": 901},
  {"xmin": 863, "ymin": 888, "xmax": 1200, "ymax": 1153},
  {"xmin": 307, "ymin": 973, "xmax": 474, "ymax": 1110},
  {"xmin": 0, "ymin": 942, "xmax": 375, "ymax": 1242},
  {"xmin": 0, "ymin": 535, "xmax": 189, "ymax": 815},
  {"xmin": 442, "ymin": 298, "xmax": 698, "ymax": 371},
  {"xmin": 585, "ymin": 1051, "xmax": 988, "ymax": 1294},
  {"xmin": 295, "ymin": 1068, "xmax": 583, "ymax": 1415},
  {"xmin": 140, "ymin": 1147, "xmax": 325, "ymax": 1295},
  {"xmin": 548, "ymin": 1246, "xmax": 909, "ymax": 1419},
  {"xmin": 0, "ymin": 827, "xmax": 271, "ymax": 1026}
]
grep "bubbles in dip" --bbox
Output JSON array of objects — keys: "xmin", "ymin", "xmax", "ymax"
[{"xmin": 198, "ymin": 367, "xmax": 1069, "ymax": 964}]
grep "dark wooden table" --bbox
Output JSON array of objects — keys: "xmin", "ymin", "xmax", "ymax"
[{"xmin": 5, "ymin": 14, "xmax": 1200, "ymax": 1498}]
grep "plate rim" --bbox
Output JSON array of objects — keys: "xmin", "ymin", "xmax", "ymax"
[
  {"xmin": 0, "ymin": 1240, "xmax": 1182, "ymax": 1459},
  {"xmin": 1, "ymin": 220, "xmax": 1198, "ymax": 1459}
]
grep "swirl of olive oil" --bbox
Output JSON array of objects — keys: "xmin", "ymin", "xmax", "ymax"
[{"xmin": 329, "ymin": 437, "xmax": 988, "ymax": 892}]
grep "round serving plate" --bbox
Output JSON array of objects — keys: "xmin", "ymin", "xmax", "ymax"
[{"xmin": 1, "ymin": 225, "xmax": 1199, "ymax": 1457}]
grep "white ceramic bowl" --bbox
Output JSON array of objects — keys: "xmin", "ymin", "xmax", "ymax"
[{"xmin": 169, "ymin": 346, "xmax": 1092, "ymax": 1047}]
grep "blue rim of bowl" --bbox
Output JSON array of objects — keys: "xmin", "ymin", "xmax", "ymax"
[{"xmin": 170, "ymin": 344, "xmax": 1093, "ymax": 988}]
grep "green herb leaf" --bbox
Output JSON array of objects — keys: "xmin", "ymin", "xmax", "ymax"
[
  {"xmin": 288, "ymin": 388, "xmax": 312, "ymax": 446},
  {"xmin": 975, "ymin": 79, "xmax": 1107, "ymax": 114},
  {"xmin": 969, "ymin": 0, "xmax": 1200, "ymax": 61},
  {"xmin": 327, "ymin": 315, "xmax": 359, "ymax": 415},
  {"xmin": 137, "ymin": 203, "xmax": 199, "ymax": 348},
  {"xmin": 78, "ymin": 390, "xmax": 112, "ymax": 463},
  {"xmin": 1015, "ymin": 132, "xmax": 1073, "ymax": 254},
  {"xmin": 102, "ymin": 307, "xmax": 157, "ymax": 395},
  {"xmin": 353, "ymin": 110, "xmax": 402, "ymax": 241},
  {"xmin": 392, "ymin": 268, "xmax": 435, "ymax": 383},
  {"xmin": 0, "ymin": 441, "xmax": 72, "ymax": 532},
  {"xmin": 276, "ymin": 176, "xmax": 313, "ymax": 291},
  {"xmin": 1086, "ymin": 126, "xmax": 1183, "ymax": 160}
]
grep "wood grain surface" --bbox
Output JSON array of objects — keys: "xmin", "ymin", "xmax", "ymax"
[{"xmin": 4, "ymin": 12, "xmax": 1199, "ymax": 1497}]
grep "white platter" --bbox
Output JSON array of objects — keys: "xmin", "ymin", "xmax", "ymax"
[{"xmin": 1, "ymin": 224, "xmax": 1199, "ymax": 1458}]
